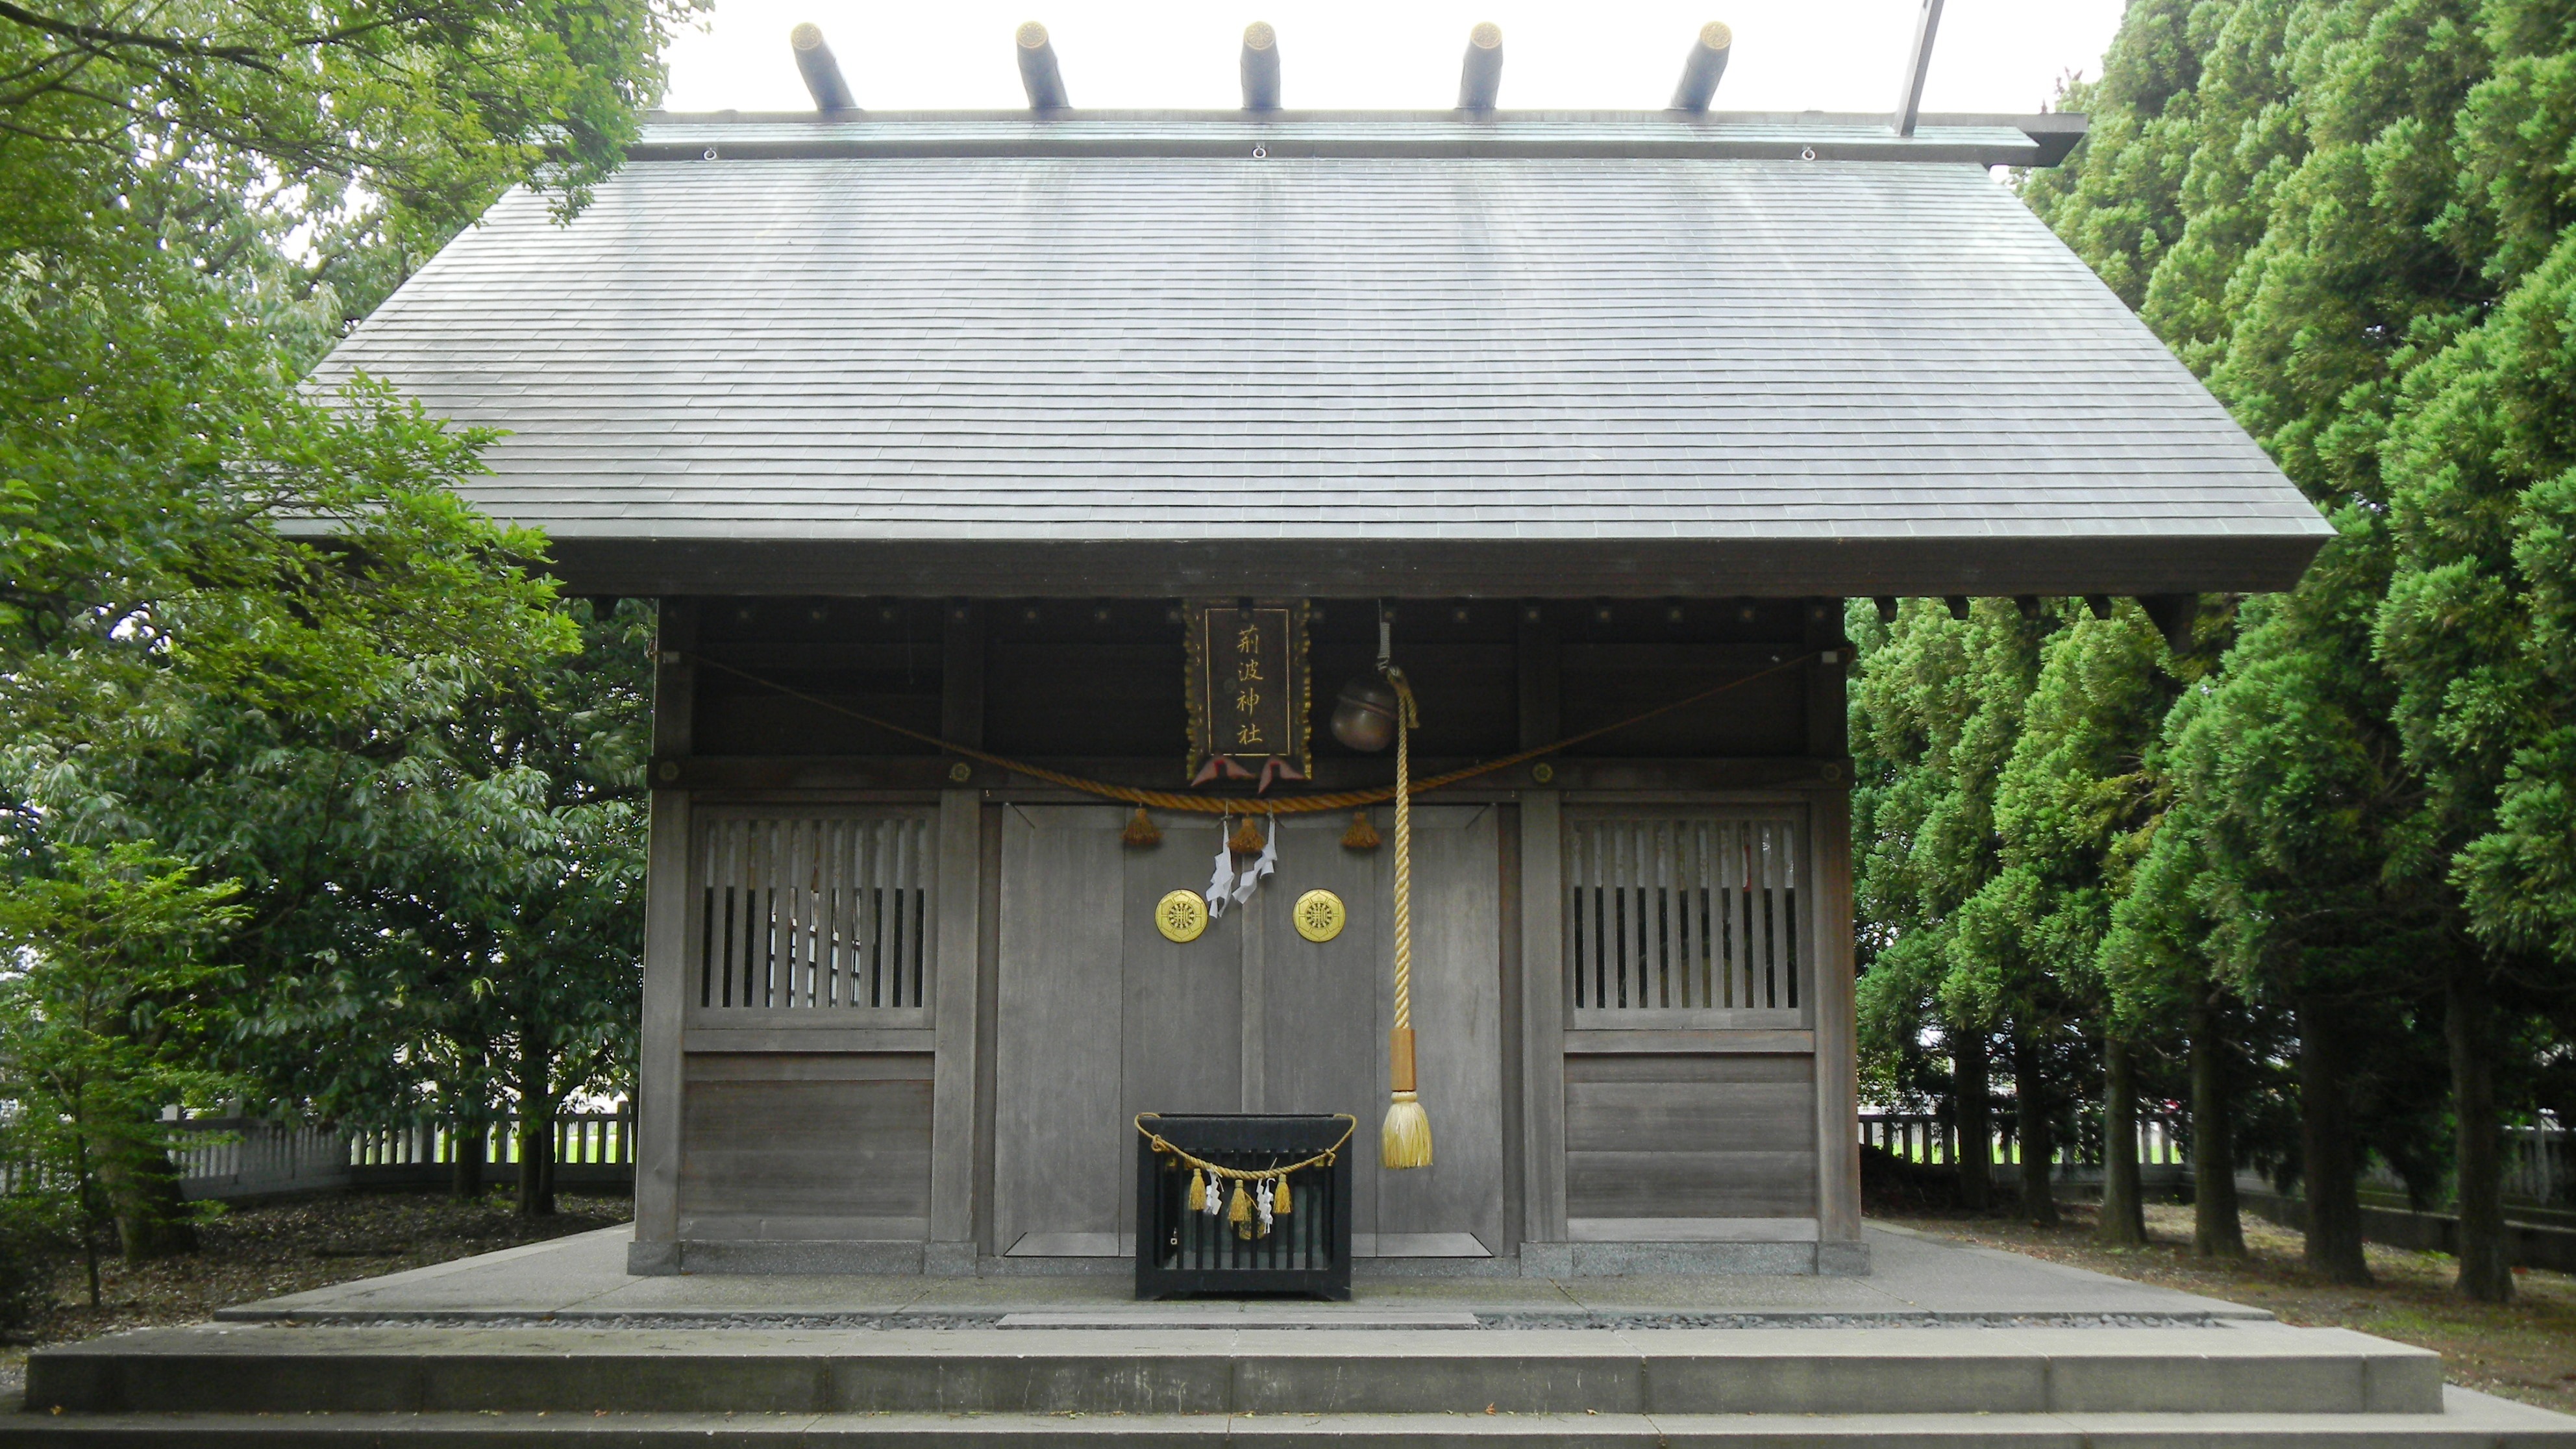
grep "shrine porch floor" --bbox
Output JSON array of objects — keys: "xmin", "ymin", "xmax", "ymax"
[{"xmin": 212, "ymin": 1222, "xmax": 2263, "ymax": 1325}]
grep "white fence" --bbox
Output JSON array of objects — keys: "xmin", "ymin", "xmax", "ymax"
[
  {"xmin": 172, "ymin": 1111, "xmax": 634, "ymax": 1202},
  {"xmin": 1864, "ymin": 1109, "xmax": 2576, "ymax": 1208}
]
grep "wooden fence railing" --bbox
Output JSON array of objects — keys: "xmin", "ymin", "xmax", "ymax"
[
  {"xmin": 1859, "ymin": 1110, "xmax": 2189, "ymax": 1178},
  {"xmin": 1864, "ymin": 1109, "xmax": 2576, "ymax": 1208},
  {"xmin": 169, "ymin": 1109, "xmax": 634, "ymax": 1202}
]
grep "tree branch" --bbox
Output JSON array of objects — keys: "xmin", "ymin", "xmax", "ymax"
[{"xmin": 0, "ymin": 1, "xmax": 280, "ymax": 71}]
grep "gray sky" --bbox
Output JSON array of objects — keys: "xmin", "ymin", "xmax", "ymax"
[{"xmin": 662, "ymin": 1, "xmax": 2125, "ymax": 116}]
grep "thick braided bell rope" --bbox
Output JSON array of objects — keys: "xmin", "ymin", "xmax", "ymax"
[{"xmin": 1391, "ymin": 673, "xmax": 1416, "ymax": 1034}]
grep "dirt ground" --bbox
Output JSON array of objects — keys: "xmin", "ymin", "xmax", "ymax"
[
  {"xmin": 1880, "ymin": 1199, "xmax": 2576, "ymax": 1415},
  {"xmin": 0, "ymin": 1189, "xmax": 630, "ymax": 1392}
]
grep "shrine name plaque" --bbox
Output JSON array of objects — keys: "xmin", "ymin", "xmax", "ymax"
[{"xmin": 1185, "ymin": 600, "xmax": 1311, "ymax": 786}]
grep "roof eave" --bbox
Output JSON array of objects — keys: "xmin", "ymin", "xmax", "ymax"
[
  {"xmin": 626, "ymin": 108, "xmax": 2088, "ymax": 168},
  {"xmin": 510, "ymin": 530, "xmax": 2325, "ymax": 601}
]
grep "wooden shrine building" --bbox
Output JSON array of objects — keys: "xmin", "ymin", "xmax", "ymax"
[{"xmin": 310, "ymin": 18, "xmax": 2332, "ymax": 1277}]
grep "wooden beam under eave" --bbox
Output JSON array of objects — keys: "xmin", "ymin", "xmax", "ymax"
[{"xmin": 649, "ymin": 754, "xmax": 1855, "ymax": 795}]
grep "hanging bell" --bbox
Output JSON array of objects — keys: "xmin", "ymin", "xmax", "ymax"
[{"xmin": 1330, "ymin": 676, "xmax": 1400, "ymax": 752}]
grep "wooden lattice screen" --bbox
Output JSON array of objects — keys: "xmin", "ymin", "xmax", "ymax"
[
  {"xmin": 691, "ymin": 810, "xmax": 934, "ymax": 1014},
  {"xmin": 1566, "ymin": 813, "xmax": 1805, "ymax": 1022}
]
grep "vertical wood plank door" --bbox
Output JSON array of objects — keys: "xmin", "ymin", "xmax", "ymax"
[
  {"xmin": 1371, "ymin": 805, "xmax": 1505, "ymax": 1257},
  {"xmin": 993, "ymin": 806, "xmax": 1137, "ymax": 1257},
  {"xmin": 992, "ymin": 802, "xmax": 1502, "ymax": 1260},
  {"xmin": 993, "ymin": 806, "xmax": 1241, "ymax": 1256},
  {"xmin": 1254, "ymin": 812, "xmax": 1382, "ymax": 1238}
]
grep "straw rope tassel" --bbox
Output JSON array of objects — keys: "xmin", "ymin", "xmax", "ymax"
[{"xmin": 1381, "ymin": 670, "xmax": 1433, "ymax": 1170}]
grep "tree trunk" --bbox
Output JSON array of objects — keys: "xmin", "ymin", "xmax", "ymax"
[
  {"xmin": 1953, "ymin": 1025, "xmax": 1992, "ymax": 1212},
  {"xmin": 450, "ymin": 1120, "xmax": 485, "ymax": 1202},
  {"xmin": 2188, "ymin": 995, "xmax": 2245, "ymax": 1257},
  {"xmin": 2013, "ymin": 1035, "xmax": 2059, "ymax": 1226},
  {"xmin": 516, "ymin": 1109, "xmax": 556, "ymax": 1217},
  {"xmin": 516, "ymin": 1039, "xmax": 556, "ymax": 1217},
  {"xmin": 2098, "ymin": 1035, "xmax": 2147, "ymax": 1246},
  {"xmin": 2448, "ymin": 966, "xmax": 2512, "ymax": 1302},
  {"xmin": 96, "ymin": 1133, "xmax": 196, "ymax": 1262},
  {"xmin": 2299, "ymin": 999, "xmax": 2372, "ymax": 1283}
]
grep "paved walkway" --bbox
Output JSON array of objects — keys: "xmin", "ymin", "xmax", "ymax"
[{"xmin": 223, "ymin": 1222, "xmax": 2268, "ymax": 1324}]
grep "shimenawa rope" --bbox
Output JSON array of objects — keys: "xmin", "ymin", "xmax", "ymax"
[{"xmin": 1135, "ymin": 1113, "xmax": 1356, "ymax": 1183}]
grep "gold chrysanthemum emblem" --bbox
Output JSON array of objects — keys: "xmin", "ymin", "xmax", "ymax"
[
  {"xmin": 1294, "ymin": 889, "xmax": 1346, "ymax": 943},
  {"xmin": 1156, "ymin": 889, "xmax": 1208, "ymax": 943}
]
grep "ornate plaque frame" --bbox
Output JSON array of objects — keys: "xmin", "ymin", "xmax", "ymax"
[{"xmin": 1183, "ymin": 599, "xmax": 1312, "ymax": 784}]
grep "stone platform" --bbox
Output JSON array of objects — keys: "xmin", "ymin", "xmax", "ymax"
[
  {"xmin": 204, "ymin": 1223, "xmax": 2269, "ymax": 1325},
  {"xmin": 6, "ymin": 1224, "xmax": 2573, "ymax": 1445}
]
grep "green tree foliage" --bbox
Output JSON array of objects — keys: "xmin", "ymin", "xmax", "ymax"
[
  {"xmin": 1850, "ymin": 599, "xmax": 2049, "ymax": 1215},
  {"xmin": 1859, "ymin": 0, "xmax": 2576, "ymax": 1300},
  {"xmin": 0, "ymin": 846, "xmax": 246, "ymax": 1299},
  {"xmin": 1, "ymin": 0, "xmax": 697, "ymax": 1241}
]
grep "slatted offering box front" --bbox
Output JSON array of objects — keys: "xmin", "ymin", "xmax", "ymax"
[{"xmin": 1135, "ymin": 1115, "xmax": 1353, "ymax": 1300}]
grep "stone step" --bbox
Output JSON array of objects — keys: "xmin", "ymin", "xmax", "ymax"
[
  {"xmin": 3, "ymin": 1392, "xmax": 2575, "ymax": 1448},
  {"xmin": 24, "ymin": 1324, "xmax": 2444, "ymax": 1420}
]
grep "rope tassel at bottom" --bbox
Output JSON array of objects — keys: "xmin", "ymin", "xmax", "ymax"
[{"xmin": 1383, "ymin": 1092, "xmax": 1432, "ymax": 1169}]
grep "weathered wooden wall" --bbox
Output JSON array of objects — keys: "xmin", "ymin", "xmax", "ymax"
[{"xmin": 633, "ymin": 595, "xmax": 1861, "ymax": 1275}]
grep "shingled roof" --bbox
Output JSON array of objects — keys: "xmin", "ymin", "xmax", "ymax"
[{"xmin": 308, "ymin": 111, "xmax": 2332, "ymax": 599}]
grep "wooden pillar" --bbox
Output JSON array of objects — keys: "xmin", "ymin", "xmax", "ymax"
[
  {"xmin": 1811, "ymin": 786, "xmax": 1865, "ymax": 1272},
  {"xmin": 1516, "ymin": 612, "xmax": 1568, "ymax": 1261},
  {"xmin": 1805, "ymin": 599, "xmax": 1864, "ymax": 1271},
  {"xmin": 630, "ymin": 599, "xmax": 695, "ymax": 1275},
  {"xmin": 926, "ymin": 603, "xmax": 985, "ymax": 1272}
]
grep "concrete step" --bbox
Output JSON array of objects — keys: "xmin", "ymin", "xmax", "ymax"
[
  {"xmin": 23, "ymin": 1324, "xmax": 2445, "ymax": 1419},
  {"xmin": 3, "ymin": 1391, "xmax": 2575, "ymax": 1448}
]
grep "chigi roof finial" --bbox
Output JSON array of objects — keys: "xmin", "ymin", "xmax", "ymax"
[
  {"xmin": 1457, "ymin": 23, "xmax": 1502, "ymax": 111},
  {"xmin": 1241, "ymin": 22, "xmax": 1280, "ymax": 111},
  {"xmin": 1017, "ymin": 21, "xmax": 1069, "ymax": 112},
  {"xmin": 789, "ymin": 23, "xmax": 855, "ymax": 114},
  {"xmin": 1670, "ymin": 22, "xmax": 1732, "ymax": 112}
]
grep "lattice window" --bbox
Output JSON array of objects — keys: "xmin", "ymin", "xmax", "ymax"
[
  {"xmin": 1567, "ymin": 813, "xmax": 1804, "ymax": 1021},
  {"xmin": 691, "ymin": 810, "xmax": 934, "ymax": 1014}
]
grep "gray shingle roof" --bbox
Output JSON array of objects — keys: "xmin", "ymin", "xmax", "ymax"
[{"xmin": 311, "ymin": 118, "xmax": 2331, "ymax": 598}]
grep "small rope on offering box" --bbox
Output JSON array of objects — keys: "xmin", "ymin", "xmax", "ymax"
[{"xmin": 1136, "ymin": 1113, "xmax": 1357, "ymax": 1239}]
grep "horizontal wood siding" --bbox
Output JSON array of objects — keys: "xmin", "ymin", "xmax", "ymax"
[
  {"xmin": 678, "ymin": 1052, "xmax": 932, "ymax": 1239},
  {"xmin": 1563, "ymin": 1053, "xmax": 1817, "ymax": 1219}
]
